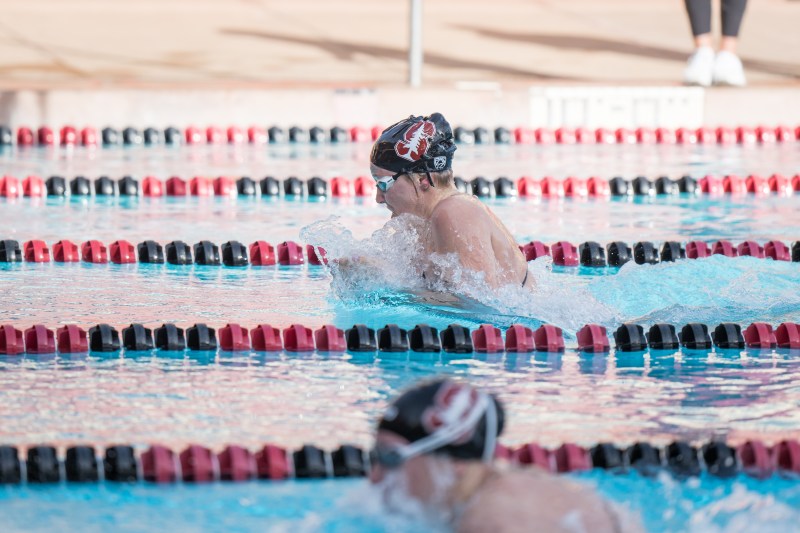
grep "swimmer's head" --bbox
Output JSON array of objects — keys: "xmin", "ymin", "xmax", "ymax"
[
  {"xmin": 370, "ymin": 113, "xmax": 457, "ymax": 189},
  {"xmin": 369, "ymin": 379, "xmax": 505, "ymax": 509}
]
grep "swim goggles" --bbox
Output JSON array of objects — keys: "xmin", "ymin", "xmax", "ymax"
[
  {"xmin": 369, "ymin": 391, "xmax": 497, "ymax": 469},
  {"xmin": 372, "ymin": 171, "xmax": 405, "ymax": 193}
]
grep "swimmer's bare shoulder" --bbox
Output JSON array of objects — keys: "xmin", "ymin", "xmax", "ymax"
[
  {"xmin": 429, "ymin": 195, "xmax": 492, "ymax": 250},
  {"xmin": 458, "ymin": 469, "xmax": 634, "ymax": 533}
]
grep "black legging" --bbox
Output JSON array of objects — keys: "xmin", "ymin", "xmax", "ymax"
[{"xmin": 685, "ymin": 0, "xmax": 748, "ymax": 37}]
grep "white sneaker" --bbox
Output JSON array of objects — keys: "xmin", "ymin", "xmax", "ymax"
[
  {"xmin": 712, "ymin": 51, "xmax": 747, "ymax": 87},
  {"xmin": 683, "ymin": 46, "xmax": 715, "ymax": 87}
]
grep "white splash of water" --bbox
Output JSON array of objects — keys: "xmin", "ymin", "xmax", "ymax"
[
  {"xmin": 686, "ymin": 482, "xmax": 798, "ymax": 533},
  {"xmin": 300, "ymin": 216, "xmax": 619, "ymax": 333}
]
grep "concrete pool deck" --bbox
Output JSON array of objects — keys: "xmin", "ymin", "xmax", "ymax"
[{"xmin": 0, "ymin": 0, "xmax": 798, "ymax": 127}]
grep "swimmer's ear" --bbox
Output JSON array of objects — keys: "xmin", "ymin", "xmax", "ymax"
[{"xmin": 419, "ymin": 175, "xmax": 433, "ymax": 191}]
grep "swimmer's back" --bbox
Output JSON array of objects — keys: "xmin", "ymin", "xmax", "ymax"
[
  {"xmin": 432, "ymin": 194, "xmax": 530, "ymax": 289},
  {"xmin": 458, "ymin": 469, "xmax": 634, "ymax": 533}
]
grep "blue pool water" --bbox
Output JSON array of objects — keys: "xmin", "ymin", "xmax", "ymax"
[
  {"xmin": 3, "ymin": 474, "xmax": 800, "ymax": 533},
  {"xmin": 0, "ymin": 142, "xmax": 799, "ymax": 531}
]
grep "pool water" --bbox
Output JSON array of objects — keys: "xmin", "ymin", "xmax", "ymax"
[
  {"xmin": 0, "ymin": 142, "xmax": 799, "ymax": 532},
  {"xmin": 2, "ymin": 474, "xmax": 800, "ymax": 533}
]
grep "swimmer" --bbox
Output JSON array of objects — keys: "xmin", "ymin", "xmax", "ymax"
[
  {"xmin": 369, "ymin": 114, "xmax": 532, "ymax": 290},
  {"xmin": 370, "ymin": 379, "xmax": 636, "ymax": 533}
]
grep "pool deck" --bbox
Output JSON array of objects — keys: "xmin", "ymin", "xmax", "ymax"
[{"xmin": 0, "ymin": 0, "xmax": 798, "ymax": 127}]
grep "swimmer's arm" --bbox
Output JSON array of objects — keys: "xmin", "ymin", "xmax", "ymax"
[{"xmin": 430, "ymin": 206, "xmax": 498, "ymax": 286}]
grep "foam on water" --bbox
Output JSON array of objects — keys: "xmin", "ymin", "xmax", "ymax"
[{"xmin": 301, "ymin": 217, "xmax": 799, "ymax": 335}]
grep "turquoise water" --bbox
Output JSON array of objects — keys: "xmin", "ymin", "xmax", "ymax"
[
  {"xmin": 2, "ymin": 474, "xmax": 800, "ymax": 533},
  {"xmin": 0, "ymin": 143, "xmax": 799, "ymax": 531}
]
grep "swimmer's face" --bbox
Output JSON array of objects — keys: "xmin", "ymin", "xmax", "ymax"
[
  {"xmin": 369, "ymin": 430, "xmax": 440, "ymax": 503},
  {"xmin": 371, "ymin": 164, "xmax": 420, "ymax": 217}
]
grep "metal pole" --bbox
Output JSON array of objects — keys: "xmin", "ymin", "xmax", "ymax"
[{"xmin": 409, "ymin": 0, "xmax": 422, "ymax": 87}]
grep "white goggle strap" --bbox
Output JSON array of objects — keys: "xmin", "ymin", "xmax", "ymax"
[{"xmin": 396, "ymin": 392, "xmax": 492, "ymax": 463}]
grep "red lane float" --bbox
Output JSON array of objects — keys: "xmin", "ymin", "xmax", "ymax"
[
  {"xmin": 517, "ymin": 176, "xmax": 541, "ymax": 197},
  {"xmin": 577, "ymin": 324, "xmax": 609, "ymax": 353},
  {"xmin": 227, "ymin": 126, "xmax": 245, "ymax": 144},
  {"xmin": 23, "ymin": 240, "xmax": 50, "ymax": 263},
  {"xmin": 769, "ymin": 173, "xmax": 792, "ymax": 195},
  {"xmin": 554, "ymin": 443, "xmax": 591, "ymax": 473},
  {"xmin": 166, "ymin": 177, "xmax": 187, "ymax": 196},
  {"xmin": 255, "ymin": 445, "xmax": 289, "ymax": 480},
  {"xmin": 0, "ymin": 325, "xmax": 25, "ymax": 355},
  {"xmin": 765, "ymin": 240, "xmax": 791, "ymax": 261},
  {"xmin": 772, "ymin": 440, "xmax": 800, "ymax": 474},
  {"xmin": 314, "ymin": 325, "xmax": 346, "ymax": 352},
  {"xmin": 738, "ymin": 440, "xmax": 772, "ymax": 478},
  {"xmin": 81, "ymin": 240, "xmax": 108, "ymax": 263},
  {"xmin": 142, "ymin": 177, "xmax": 163, "ymax": 197},
  {"xmin": 185, "ymin": 126, "xmax": 203, "ymax": 145},
  {"xmin": 685, "ymin": 241, "xmax": 710, "ymax": 259},
  {"xmin": 277, "ymin": 241, "xmax": 304, "ymax": 266},
  {"xmin": 306, "ymin": 245, "xmax": 326, "ymax": 266},
  {"xmin": 514, "ymin": 127, "xmax": 534, "ymax": 144},
  {"xmin": 180, "ymin": 445, "xmax": 215, "ymax": 482},
  {"xmin": 350, "ymin": 126, "xmax": 370, "ymax": 142},
  {"xmin": 60, "ymin": 126, "xmax": 78, "ymax": 146},
  {"xmin": 700, "ymin": 175, "xmax": 723, "ymax": 195},
  {"xmin": 520, "ymin": 241, "xmax": 550, "ymax": 261},
  {"xmin": 330, "ymin": 177, "xmax": 353, "ymax": 197},
  {"xmin": 353, "ymin": 176, "xmax": 375, "ymax": 197},
  {"xmin": 512, "ymin": 443, "xmax": 552, "ymax": 471},
  {"xmin": 56, "ymin": 325, "xmax": 88, "ymax": 353},
  {"xmin": 551, "ymin": 241, "xmax": 578, "ymax": 266},
  {"xmin": 656, "ymin": 127, "xmax": 677, "ymax": 144},
  {"xmin": 563, "ymin": 177, "xmax": 588, "ymax": 197},
  {"xmin": 587, "ymin": 177, "xmax": 610, "ymax": 197},
  {"xmin": 472, "ymin": 324, "xmax": 504, "ymax": 353},
  {"xmin": 17, "ymin": 127, "xmax": 34, "ymax": 146},
  {"xmin": 776, "ymin": 323, "xmax": 800, "ymax": 349},
  {"xmin": 206, "ymin": 127, "xmax": 224, "ymax": 144},
  {"xmin": 213, "ymin": 177, "xmax": 235, "ymax": 197},
  {"xmin": 24, "ymin": 325, "xmax": 55, "ymax": 354},
  {"xmin": 23, "ymin": 176, "xmax": 45, "ymax": 197},
  {"xmin": 283, "ymin": 324, "xmax": 314, "ymax": 352},
  {"xmin": 533, "ymin": 324, "xmax": 565, "ymax": 352},
  {"xmin": 190, "ymin": 176, "xmax": 213, "ymax": 196},
  {"xmin": 249, "ymin": 241, "xmax": 276, "ymax": 266},
  {"xmin": 723, "ymin": 175, "xmax": 746, "ymax": 194},
  {"xmin": 251, "ymin": 324, "xmax": 283, "ymax": 351},
  {"xmin": 218, "ymin": 445, "xmax": 255, "ymax": 481},
  {"xmin": 505, "ymin": 324, "xmax": 535, "ymax": 353},
  {"xmin": 540, "ymin": 177, "xmax": 564, "ymax": 198},
  {"xmin": 110, "ymin": 240, "xmax": 136, "ymax": 264},
  {"xmin": 711, "ymin": 240, "xmax": 737, "ymax": 257},
  {"xmin": 0, "ymin": 175, "xmax": 20, "ymax": 198},
  {"xmin": 746, "ymin": 174, "xmax": 770, "ymax": 195},
  {"xmin": 220, "ymin": 323, "xmax": 250, "ymax": 351},
  {"xmin": 53, "ymin": 240, "xmax": 80, "ymax": 262},
  {"xmin": 743, "ymin": 323, "xmax": 777, "ymax": 349},
  {"xmin": 737, "ymin": 241, "xmax": 764, "ymax": 258},
  {"xmin": 38, "ymin": 126, "xmax": 56, "ymax": 145},
  {"xmin": 142, "ymin": 445, "xmax": 177, "ymax": 483},
  {"xmin": 81, "ymin": 127, "xmax": 98, "ymax": 146},
  {"xmin": 556, "ymin": 128, "xmax": 576, "ymax": 144}
]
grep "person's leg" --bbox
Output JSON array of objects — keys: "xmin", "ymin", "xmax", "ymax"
[
  {"xmin": 720, "ymin": 0, "xmax": 748, "ymax": 53},
  {"xmin": 683, "ymin": 0, "xmax": 715, "ymax": 86},
  {"xmin": 684, "ymin": 0, "xmax": 713, "ymax": 46},
  {"xmin": 714, "ymin": 0, "xmax": 748, "ymax": 85}
]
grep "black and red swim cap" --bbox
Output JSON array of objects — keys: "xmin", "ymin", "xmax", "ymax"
[
  {"xmin": 377, "ymin": 379, "xmax": 504, "ymax": 461},
  {"xmin": 370, "ymin": 113, "xmax": 457, "ymax": 175}
]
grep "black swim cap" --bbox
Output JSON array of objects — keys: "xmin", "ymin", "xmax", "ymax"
[
  {"xmin": 377, "ymin": 379, "xmax": 504, "ymax": 461},
  {"xmin": 370, "ymin": 113, "xmax": 457, "ymax": 175}
]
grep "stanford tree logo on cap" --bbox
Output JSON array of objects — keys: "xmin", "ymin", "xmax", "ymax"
[{"xmin": 394, "ymin": 120, "xmax": 436, "ymax": 162}]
